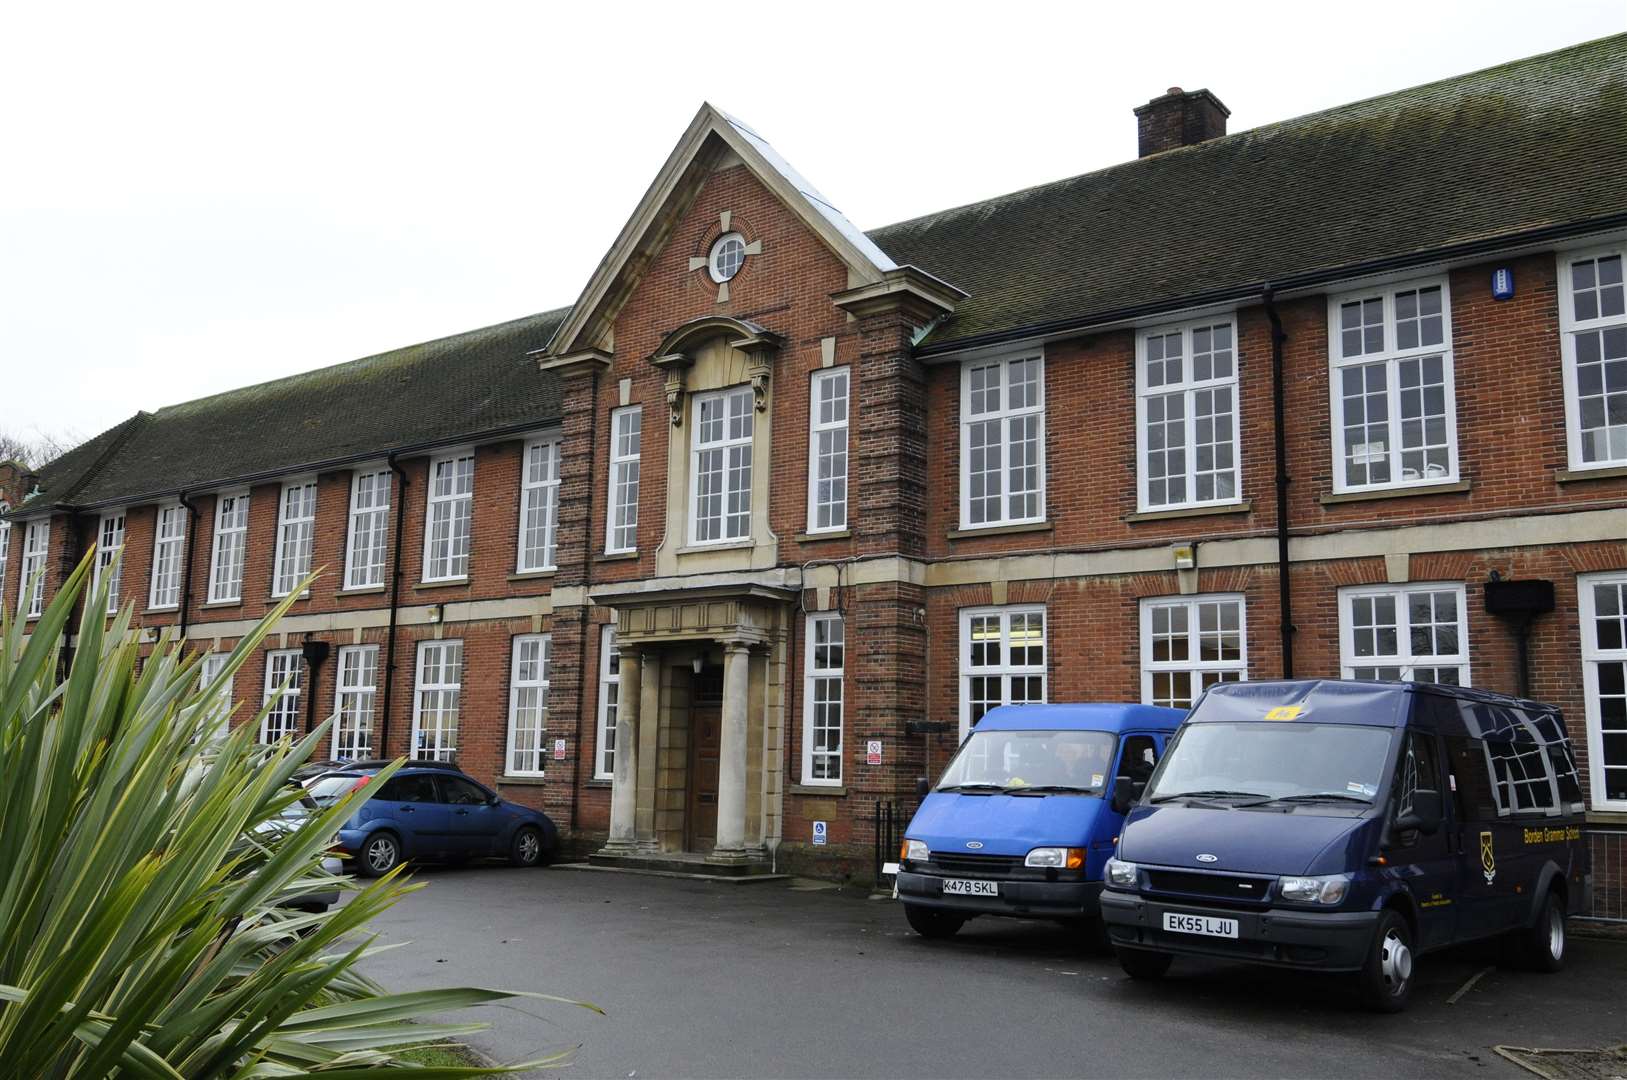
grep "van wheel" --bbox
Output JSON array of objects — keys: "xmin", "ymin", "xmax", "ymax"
[
  {"xmin": 904, "ymin": 904, "xmax": 966, "ymax": 939},
  {"xmin": 1116, "ymin": 947, "xmax": 1173, "ymax": 979},
  {"xmin": 1357, "ymin": 910, "xmax": 1414, "ymax": 1013},
  {"xmin": 1078, "ymin": 916, "xmax": 1112, "ymax": 954},
  {"xmin": 1514, "ymin": 891, "xmax": 1567, "ymax": 973}
]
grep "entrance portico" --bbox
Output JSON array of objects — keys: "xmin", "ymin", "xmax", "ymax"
[{"xmin": 592, "ymin": 574, "xmax": 793, "ymax": 868}]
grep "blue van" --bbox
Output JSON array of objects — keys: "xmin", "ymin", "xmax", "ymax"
[
  {"xmin": 1100, "ymin": 680, "xmax": 1590, "ymax": 1011},
  {"xmin": 897, "ymin": 703, "xmax": 1184, "ymax": 940}
]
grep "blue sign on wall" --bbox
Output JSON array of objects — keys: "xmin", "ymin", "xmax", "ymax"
[{"xmin": 1492, "ymin": 267, "xmax": 1515, "ymax": 301}]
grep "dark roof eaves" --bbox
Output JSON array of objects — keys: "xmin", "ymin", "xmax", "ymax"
[{"xmin": 914, "ymin": 211, "xmax": 1627, "ymax": 357}]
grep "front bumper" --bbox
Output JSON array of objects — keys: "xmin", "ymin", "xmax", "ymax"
[
  {"xmin": 1100, "ymin": 890, "xmax": 1379, "ymax": 972},
  {"xmin": 897, "ymin": 870, "xmax": 1103, "ymax": 919}
]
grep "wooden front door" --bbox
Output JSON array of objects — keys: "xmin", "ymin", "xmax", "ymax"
[{"xmin": 685, "ymin": 665, "xmax": 723, "ymax": 852}]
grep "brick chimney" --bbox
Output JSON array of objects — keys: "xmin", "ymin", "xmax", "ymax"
[{"xmin": 1134, "ymin": 86, "xmax": 1230, "ymax": 157}]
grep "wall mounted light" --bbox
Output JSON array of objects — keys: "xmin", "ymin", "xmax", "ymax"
[
  {"xmin": 1171, "ymin": 542, "xmax": 1198, "ymax": 571},
  {"xmin": 691, "ymin": 654, "xmax": 704, "ymax": 675},
  {"xmin": 427, "ymin": 604, "xmax": 442, "ymax": 624}
]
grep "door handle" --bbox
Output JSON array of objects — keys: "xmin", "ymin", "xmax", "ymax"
[
  {"xmin": 455, "ymin": 809, "xmax": 469, "ymax": 816},
  {"xmin": 400, "ymin": 806, "xmax": 416, "ymax": 813}
]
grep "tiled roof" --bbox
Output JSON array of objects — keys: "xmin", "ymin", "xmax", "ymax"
[
  {"xmin": 867, "ymin": 33, "xmax": 1627, "ymax": 350},
  {"xmin": 14, "ymin": 35, "xmax": 1625, "ymax": 514},
  {"xmin": 13, "ymin": 308, "xmax": 567, "ymax": 515}
]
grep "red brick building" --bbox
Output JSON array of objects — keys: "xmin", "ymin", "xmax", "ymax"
[{"xmin": 5, "ymin": 37, "xmax": 1625, "ymax": 897}]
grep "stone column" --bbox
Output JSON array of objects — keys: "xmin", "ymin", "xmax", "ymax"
[
  {"xmin": 635, "ymin": 648, "xmax": 661, "ymax": 852},
  {"xmin": 709, "ymin": 640, "xmax": 753, "ymax": 863},
  {"xmin": 601, "ymin": 647, "xmax": 641, "ymax": 854}
]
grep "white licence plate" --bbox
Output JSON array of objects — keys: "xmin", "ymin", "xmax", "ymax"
[
  {"xmin": 942, "ymin": 878, "xmax": 999, "ymax": 897},
  {"xmin": 1163, "ymin": 911, "xmax": 1238, "ymax": 938}
]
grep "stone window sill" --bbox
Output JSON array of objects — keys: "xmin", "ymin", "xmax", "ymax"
[
  {"xmin": 200, "ymin": 600, "xmax": 244, "ymax": 610},
  {"xmin": 336, "ymin": 584, "xmax": 386, "ymax": 596},
  {"xmin": 1124, "ymin": 500, "xmax": 1252, "ymax": 523},
  {"xmin": 1556, "ymin": 465, "xmax": 1627, "ymax": 483},
  {"xmin": 146, "ymin": 605, "xmax": 180, "ymax": 615},
  {"xmin": 787, "ymin": 783, "xmax": 847, "ymax": 797},
  {"xmin": 415, "ymin": 577, "xmax": 470, "ymax": 590},
  {"xmin": 946, "ymin": 520, "xmax": 1053, "ymax": 541},
  {"xmin": 508, "ymin": 569, "xmax": 557, "ymax": 581},
  {"xmin": 1319, "ymin": 479, "xmax": 1472, "ymax": 506},
  {"xmin": 677, "ymin": 539, "xmax": 755, "ymax": 555},
  {"xmin": 498, "ymin": 775, "xmax": 548, "ymax": 787},
  {"xmin": 596, "ymin": 551, "xmax": 639, "ymax": 563},
  {"xmin": 796, "ymin": 529, "xmax": 850, "ymax": 543},
  {"xmin": 585, "ymin": 778, "xmax": 613, "ymax": 789}
]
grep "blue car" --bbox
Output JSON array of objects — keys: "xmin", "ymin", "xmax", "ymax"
[
  {"xmin": 308, "ymin": 760, "xmax": 559, "ymax": 877},
  {"xmin": 897, "ymin": 703, "xmax": 1185, "ymax": 940},
  {"xmin": 1101, "ymin": 680, "xmax": 1590, "ymax": 1012}
]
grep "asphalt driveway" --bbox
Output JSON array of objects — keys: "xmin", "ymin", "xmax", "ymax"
[{"xmin": 357, "ymin": 866, "xmax": 1627, "ymax": 1079}]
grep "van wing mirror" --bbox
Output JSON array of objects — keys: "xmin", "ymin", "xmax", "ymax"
[
  {"xmin": 1395, "ymin": 788, "xmax": 1443, "ymax": 835},
  {"xmin": 914, "ymin": 777, "xmax": 930, "ymax": 797},
  {"xmin": 1110, "ymin": 775, "xmax": 1143, "ymax": 815}
]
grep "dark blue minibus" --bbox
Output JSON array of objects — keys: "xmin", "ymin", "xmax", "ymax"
[
  {"xmin": 1101, "ymin": 680, "xmax": 1590, "ymax": 1011},
  {"xmin": 897, "ymin": 703, "xmax": 1184, "ymax": 941}
]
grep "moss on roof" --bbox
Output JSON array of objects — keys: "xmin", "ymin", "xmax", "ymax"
[
  {"xmin": 866, "ymin": 33, "xmax": 1627, "ymax": 348},
  {"xmin": 13, "ymin": 308, "xmax": 567, "ymax": 514}
]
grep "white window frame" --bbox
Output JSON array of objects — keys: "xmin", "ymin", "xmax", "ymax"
[
  {"xmin": 802, "ymin": 612, "xmax": 845, "ymax": 785},
  {"xmin": 271, "ymin": 479, "xmax": 317, "ymax": 598},
  {"xmin": 1580, "ymin": 571, "xmax": 1627, "ymax": 811},
  {"xmin": 689, "ymin": 385, "xmax": 755, "ymax": 545},
  {"xmin": 149, "ymin": 502, "xmax": 185, "ymax": 610},
  {"xmin": 1327, "ymin": 277, "xmax": 1460, "ymax": 493},
  {"xmin": 959, "ymin": 605, "xmax": 1047, "ymax": 739},
  {"xmin": 518, "ymin": 436, "xmax": 562, "ymax": 572},
  {"xmin": 507, "ymin": 633, "xmax": 551, "ymax": 777},
  {"xmin": 1557, "ymin": 245, "xmax": 1627, "ymax": 471},
  {"xmin": 207, "ymin": 491, "xmax": 250, "ymax": 603},
  {"xmin": 18, "ymin": 518, "xmax": 49, "ymax": 619},
  {"xmin": 959, "ymin": 352, "xmax": 1046, "ymax": 530},
  {"xmin": 595, "ymin": 625, "xmax": 620, "ymax": 780},
  {"xmin": 605, "ymin": 407, "xmax": 642, "ymax": 554},
  {"xmin": 1338, "ymin": 582, "xmax": 1471, "ymax": 685},
  {"xmin": 344, "ymin": 467, "xmax": 391, "ymax": 590},
  {"xmin": 332, "ymin": 644, "xmax": 378, "ymax": 761},
  {"xmin": 94, "ymin": 510, "xmax": 126, "ymax": 616},
  {"xmin": 411, "ymin": 638, "xmax": 463, "ymax": 761},
  {"xmin": 261, "ymin": 649, "xmax": 302, "ymax": 744},
  {"xmin": 423, "ymin": 453, "xmax": 474, "ymax": 582},
  {"xmin": 806, "ymin": 368, "xmax": 850, "ymax": 533},
  {"xmin": 198, "ymin": 652, "xmax": 234, "ymax": 742},
  {"xmin": 0, "ymin": 504, "xmax": 9, "ymax": 595},
  {"xmin": 1136, "ymin": 319, "xmax": 1242, "ymax": 512},
  {"xmin": 1139, "ymin": 594, "xmax": 1248, "ymax": 708}
]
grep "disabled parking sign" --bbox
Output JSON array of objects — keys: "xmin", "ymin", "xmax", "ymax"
[{"xmin": 812, "ymin": 820, "xmax": 828, "ymax": 846}]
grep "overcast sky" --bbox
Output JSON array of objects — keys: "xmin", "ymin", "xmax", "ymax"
[{"xmin": 3, "ymin": 1, "xmax": 1622, "ymax": 446}]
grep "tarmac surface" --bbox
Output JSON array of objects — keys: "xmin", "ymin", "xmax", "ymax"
[{"xmin": 357, "ymin": 865, "xmax": 1627, "ymax": 1079}]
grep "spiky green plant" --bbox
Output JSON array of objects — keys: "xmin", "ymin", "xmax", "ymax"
[{"xmin": 0, "ymin": 552, "xmax": 594, "ymax": 1076}]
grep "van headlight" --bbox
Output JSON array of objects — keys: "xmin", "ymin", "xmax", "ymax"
[
  {"xmin": 902, "ymin": 839, "xmax": 930, "ymax": 863},
  {"xmin": 1277, "ymin": 874, "xmax": 1350, "ymax": 905},
  {"xmin": 1025, "ymin": 847, "xmax": 1085, "ymax": 869},
  {"xmin": 1104, "ymin": 858, "xmax": 1139, "ymax": 889}
]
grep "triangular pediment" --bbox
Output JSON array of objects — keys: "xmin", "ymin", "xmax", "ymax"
[{"xmin": 544, "ymin": 104, "xmax": 898, "ymax": 360}]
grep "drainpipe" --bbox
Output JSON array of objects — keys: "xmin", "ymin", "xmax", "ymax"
[
  {"xmin": 379, "ymin": 455, "xmax": 409, "ymax": 756},
  {"xmin": 570, "ymin": 371, "xmax": 602, "ymax": 831},
  {"xmin": 178, "ymin": 490, "xmax": 199, "ymax": 644},
  {"xmin": 1262, "ymin": 288, "xmax": 1295, "ymax": 678}
]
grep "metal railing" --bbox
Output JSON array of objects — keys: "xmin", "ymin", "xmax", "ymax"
[
  {"xmin": 1584, "ymin": 829, "xmax": 1626, "ymax": 923},
  {"xmin": 872, "ymin": 800, "xmax": 910, "ymax": 886}
]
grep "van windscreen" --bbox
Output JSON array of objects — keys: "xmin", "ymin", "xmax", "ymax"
[
  {"xmin": 937, "ymin": 729, "xmax": 1115, "ymax": 794},
  {"xmin": 1148, "ymin": 723, "xmax": 1392, "ymax": 806}
]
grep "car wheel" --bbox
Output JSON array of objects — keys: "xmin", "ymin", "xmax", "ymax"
[
  {"xmin": 510, "ymin": 826, "xmax": 545, "ymax": 868},
  {"xmin": 903, "ymin": 903, "xmax": 966, "ymax": 939},
  {"xmin": 1515, "ymin": 890, "xmax": 1567, "ymax": 973},
  {"xmin": 1356, "ymin": 910, "xmax": 1415, "ymax": 1013},
  {"xmin": 357, "ymin": 832, "xmax": 401, "ymax": 878},
  {"xmin": 1115, "ymin": 947, "xmax": 1173, "ymax": 980}
]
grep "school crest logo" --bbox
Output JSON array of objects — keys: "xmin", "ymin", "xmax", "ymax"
[{"xmin": 1479, "ymin": 830, "xmax": 1497, "ymax": 884}]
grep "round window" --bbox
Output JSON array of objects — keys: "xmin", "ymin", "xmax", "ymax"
[{"xmin": 708, "ymin": 232, "xmax": 746, "ymax": 283}]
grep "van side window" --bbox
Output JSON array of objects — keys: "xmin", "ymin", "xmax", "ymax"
[
  {"xmin": 1120, "ymin": 735, "xmax": 1158, "ymax": 783},
  {"xmin": 1396, "ymin": 732, "xmax": 1441, "ymax": 817},
  {"xmin": 1462, "ymin": 702, "xmax": 1561, "ymax": 816},
  {"xmin": 1445, "ymin": 737, "xmax": 1499, "ymax": 821}
]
